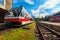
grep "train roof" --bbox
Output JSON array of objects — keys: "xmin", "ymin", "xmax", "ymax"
[
  {"xmin": 9, "ymin": 6, "xmax": 32, "ymax": 18},
  {"xmin": 9, "ymin": 5, "xmax": 23, "ymax": 11}
]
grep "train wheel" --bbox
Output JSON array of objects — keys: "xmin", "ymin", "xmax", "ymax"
[
  {"xmin": 14, "ymin": 22, "xmax": 22, "ymax": 28},
  {"xmin": 15, "ymin": 22, "xmax": 22, "ymax": 25},
  {"xmin": 5, "ymin": 22, "xmax": 12, "ymax": 27},
  {"xmin": 19, "ymin": 22, "xmax": 22, "ymax": 25},
  {"xmin": 12, "ymin": 22, "xmax": 22, "ymax": 26}
]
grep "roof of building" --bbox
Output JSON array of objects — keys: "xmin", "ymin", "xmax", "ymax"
[{"xmin": 0, "ymin": 8, "xmax": 8, "ymax": 13}]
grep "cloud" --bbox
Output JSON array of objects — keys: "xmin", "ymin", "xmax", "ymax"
[
  {"xmin": 31, "ymin": 10, "xmax": 40, "ymax": 18},
  {"xmin": 31, "ymin": 0, "xmax": 60, "ymax": 18},
  {"xmin": 38, "ymin": 0, "xmax": 60, "ymax": 10},
  {"xmin": 51, "ymin": 7, "xmax": 60, "ymax": 14},
  {"xmin": 31, "ymin": 9, "xmax": 49, "ymax": 18},
  {"xmin": 24, "ymin": 0, "xmax": 34, "ymax": 4},
  {"xmin": 47, "ymin": 0, "xmax": 59, "ymax": 8}
]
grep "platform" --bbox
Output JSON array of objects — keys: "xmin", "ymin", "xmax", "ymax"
[
  {"xmin": 22, "ymin": 21, "xmax": 33, "ymax": 25},
  {"xmin": 40, "ymin": 21, "xmax": 60, "ymax": 26}
]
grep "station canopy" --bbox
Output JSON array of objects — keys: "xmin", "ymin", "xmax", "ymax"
[
  {"xmin": 0, "ymin": 8, "xmax": 8, "ymax": 13},
  {"xmin": 0, "ymin": 8, "xmax": 8, "ymax": 23}
]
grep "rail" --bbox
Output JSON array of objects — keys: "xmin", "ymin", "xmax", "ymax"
[{"xmin": 36, "ymin": 22, "xmax": 60, "ymax": 40}]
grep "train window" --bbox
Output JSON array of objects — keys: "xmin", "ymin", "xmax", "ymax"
[
  {"xmin": 19, "ymin": 12, "xmax": 22, "ymax": 17},
  {"xmin": 19, "ymin": 9, "xmax": 27, "ymax": 17},
  {"xmin": 10, "ymin": 12, "xmax": 14, "ymax": 16},
  {"xmin": 5, "ymin": 11, "xmax": 14, "ymax": 17},
  {"xmin": 13, "ymin": 10, "xmax": 18, "ymax": 17},
  {"xmin": 21, "ymin": 13, "xmax": 23, "ymax": 17},
  {"xmin": 19, "ymin": 11, "xmax": 26, "ymax": 17},
  {"xmin": 6, "ymin": 12, "xmax": 10, "ymax": 15},
  {"xmin": 23, "ymin": 13, "xmax": 26, "ymax": 17},
  {"xmin": 21, "ymin": 13, "xmax": 24, "ymax": 17}
]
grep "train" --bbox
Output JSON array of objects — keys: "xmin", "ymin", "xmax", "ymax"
[
  {"xmin": 4, "ymin": 6, "xmax": 33, "ymax": 26},
  {"xmin": 50, "ymin": 12, "xmax": 60, "ymax": 22},
  {"xmin": 50, "ymin": 15, "xmax": 60, "ymax": 22}
]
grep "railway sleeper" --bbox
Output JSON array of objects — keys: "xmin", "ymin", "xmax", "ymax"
[{"xmin": 36, "ymin": 22, "xmax": 60, "ymax": 40}]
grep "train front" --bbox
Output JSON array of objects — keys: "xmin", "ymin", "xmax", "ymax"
[{"xmin": 4, "ymin": 6, "xmax": 29, "ymax": 26}]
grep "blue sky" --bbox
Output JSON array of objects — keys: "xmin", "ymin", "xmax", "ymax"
[
  {"xmin": 13, "ymin": 0, "xmax": 48, "ymax": 18},
  {"xmin": 0, "ymin": 0, "xmax": 4, "ymax": 4},
  {"xmin": 0, "ymin": 0, "xmax": 60, "ymax": 18}
]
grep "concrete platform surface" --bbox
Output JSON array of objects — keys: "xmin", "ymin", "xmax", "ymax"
[{"xmin": 40, "ymin": 21, "xmax": 60, "ymax": 26}]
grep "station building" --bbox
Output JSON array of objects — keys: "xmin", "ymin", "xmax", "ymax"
[
  {"xmin": 0, "ymin": 0, "xmax": 32, "ymax": 23},
  {"xmin": 0, "ymin": 0, "xmax": 12, "ymax": 10},
  {"xmin": 0, "ymin": 0, "xmax": 12, "ymax": 22}
]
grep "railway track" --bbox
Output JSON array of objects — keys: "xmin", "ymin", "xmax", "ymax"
[{"xmin": 36, "ymin": 22, "xmax": 60, "ymax": 40}]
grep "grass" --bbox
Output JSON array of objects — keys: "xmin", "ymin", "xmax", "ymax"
[{"xmin": 0, "ymin": 22, "xmax": 36, "ymax": 40}]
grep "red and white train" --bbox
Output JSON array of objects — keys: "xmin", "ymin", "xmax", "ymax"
[{"xmin": 4, "ymin": 6, "xmax": 32, "ymax": 26}]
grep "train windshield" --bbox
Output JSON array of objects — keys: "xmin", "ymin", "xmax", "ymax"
[
  {"xmin": 5, "ymin": 6, "xmax": 27, "ymax": 17},
  {"xmin": 5, "ymin": 11, "xmax": 14, "ymax": 17},
  {"xmin": 5, "ymin": 10, "xmax": 23, "ymax": 17}
]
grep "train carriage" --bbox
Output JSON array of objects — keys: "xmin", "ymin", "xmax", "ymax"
[{"xmin": 4, "ymin": 6, "xmax": 30, "ymax": 27}]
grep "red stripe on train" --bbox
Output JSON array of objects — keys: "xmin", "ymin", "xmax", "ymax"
[{"xmin": 4, "ymin": 18, "xmax": 29, "ymax": 22}]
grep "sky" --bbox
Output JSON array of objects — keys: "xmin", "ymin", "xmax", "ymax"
[
  {"xmin": 0, "ymin": 0, "xmax": 4, "ymax": 4},
  {"xmin": 0, "ymin": 0, "xmax": 60, "ymax": 18}
]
